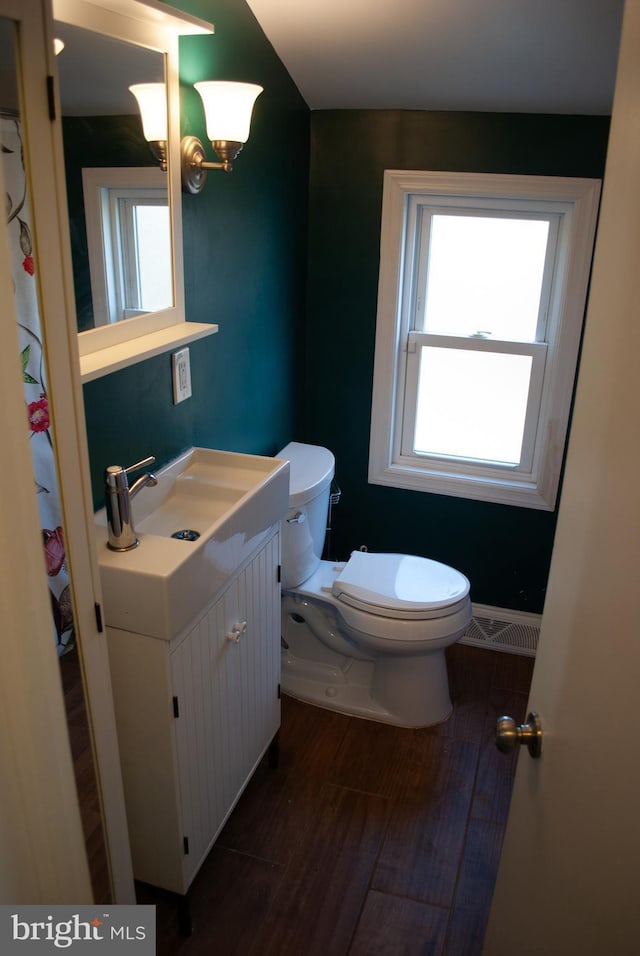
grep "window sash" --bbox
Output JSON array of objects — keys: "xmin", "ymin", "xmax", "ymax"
[
  {"xmin": 109, "ymin": 191, "xmax": 170, "ymax": 320},
  {"xmin": 400, "ymin": 332, "xmax": 548, "ymax": 477},
  {"xmin": 408, "ymin": 203, "xmax": 562, "ymax": 344}
]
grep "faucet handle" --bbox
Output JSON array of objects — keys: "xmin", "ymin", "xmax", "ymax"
[
  {"xmin": 105, "ymin": 456, "xmax": 156, "ymax": 491},
  {"xmin": 124, "ymin": 455, "xmax": 156, "ymax": 475}
]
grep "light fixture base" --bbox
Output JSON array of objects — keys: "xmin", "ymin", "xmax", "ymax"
[
  {"xmin": 210, "ymin": 140, "xmax": 243, "ymax": 167},
  {"xmin": 181, "ymin": 135, "xmax": 208, "ymax": 194},
  {"xmin": 148, "ymin": 140, "xmax": 167, "ymax": 172}
]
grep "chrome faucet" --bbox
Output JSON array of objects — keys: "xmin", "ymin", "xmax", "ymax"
[{"xmin": 105, "ymin": 456, "xmax": 158, "ymax": 551}]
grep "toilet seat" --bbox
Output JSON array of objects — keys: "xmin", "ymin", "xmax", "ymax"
[
  {"xmin": 332, "ymin": 551, "xmax": 470, "ymax": 621},
  {"xmin": 288, "ymin": 556, "xmax": 472, "ymax": 653}
]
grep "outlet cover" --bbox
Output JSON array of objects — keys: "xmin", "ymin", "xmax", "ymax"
[{"xmin": 172, "ymin": 348, "xmax": 192, "ymax": 404}]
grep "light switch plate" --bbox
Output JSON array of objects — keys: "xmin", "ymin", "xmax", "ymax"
[{"xmin": 172, "ymin": 348, "xmax": 192, "ymax": 404}]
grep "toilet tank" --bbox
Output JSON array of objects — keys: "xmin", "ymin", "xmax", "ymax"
[{"xmin": 276, "ymin": 441, "xmax": 335, "ymax": 589}]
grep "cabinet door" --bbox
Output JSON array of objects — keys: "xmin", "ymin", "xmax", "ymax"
[{"xmin": 170, "ymin": 531, "xmax": 281, "ymax": 887}]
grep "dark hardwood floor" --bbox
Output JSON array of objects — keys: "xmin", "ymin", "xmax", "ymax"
[{"xmin": 139, "ymin": 643, "xmax": 534, "ymax": 956}]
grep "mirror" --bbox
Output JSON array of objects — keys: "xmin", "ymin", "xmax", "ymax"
[
  {"xmin": 55, "ymin": 22, "xmax": 172, "ymax": 332},
  {"xmin": 51, "ymin": 0, "xmax": 215, "ymax": 382}
]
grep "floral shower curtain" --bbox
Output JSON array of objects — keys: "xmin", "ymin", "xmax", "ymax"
[{"xmin": 3, "ymin": 111, "xmax": 74, "ymax": 654}]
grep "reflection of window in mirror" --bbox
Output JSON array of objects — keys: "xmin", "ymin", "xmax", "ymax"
[{"xmin": 83, "ymin": 168, "xmax": 171, "ymax": 326}]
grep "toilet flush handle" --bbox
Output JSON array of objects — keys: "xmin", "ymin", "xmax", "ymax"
[{"xmin": 286, "ymin": 511, "xmax": 306, "ymax": 524}]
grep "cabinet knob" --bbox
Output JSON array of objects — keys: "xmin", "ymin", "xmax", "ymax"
[{"xmin": 226, "ymin": 621, "xmax": 247, "ymax": 643}]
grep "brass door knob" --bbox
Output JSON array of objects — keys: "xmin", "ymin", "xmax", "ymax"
[
  {"xmin": 226, "ymin": 621, "xmax": 248, "ymax": 643},
  {"xmin": 495, "ymin": 712, "xmax": 543, "ymax": 758}
]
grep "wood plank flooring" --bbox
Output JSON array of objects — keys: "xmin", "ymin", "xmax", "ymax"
[{"xmin": 139, "ymin": 643, "xmax": 534, "ymax": 955}]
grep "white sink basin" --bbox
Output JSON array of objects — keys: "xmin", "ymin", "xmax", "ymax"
[{"xmin": 95, "ymin": 447, "xmax": 289, "ymax": 640}]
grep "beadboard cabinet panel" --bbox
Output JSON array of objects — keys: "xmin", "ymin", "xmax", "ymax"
[{"xmin": 107, "ymin": 528, "xmax": 281, "ymax": 894}]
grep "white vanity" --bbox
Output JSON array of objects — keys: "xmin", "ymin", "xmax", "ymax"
[{"xmin": 96, "ymin": 449, "xmax": 289, "ymax": 897}]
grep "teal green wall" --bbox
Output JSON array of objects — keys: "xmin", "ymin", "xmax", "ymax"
[
  {"xmin": 83, "ymin": 0, "xmax": 309, "ymax": 502},
  {"xmin": 304, "ymin": 111, "xmax": 610, "ymax": 613}
]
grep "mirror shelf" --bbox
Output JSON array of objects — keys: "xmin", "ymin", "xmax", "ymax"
[{"xmin": 79, "ymin": 321, "xmax": 218, "ymax": 382}]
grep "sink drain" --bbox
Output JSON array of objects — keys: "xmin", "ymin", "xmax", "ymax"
[{"xmin": 171, "ymin": 529, "xmax": 200, "ymax": 541}]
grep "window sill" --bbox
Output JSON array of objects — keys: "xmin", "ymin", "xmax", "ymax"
[
  {"xmin": 79, "ymin": 322, "xmax": 218, "ymax": 383},
  {"xmin": 368, "ymin": 460, "xmax": 556, "ymax": 511}
]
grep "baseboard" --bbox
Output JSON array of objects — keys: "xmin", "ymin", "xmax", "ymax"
[{"xmin": 460, "ymin": 603, "xmax": 541, "ymax": 657}]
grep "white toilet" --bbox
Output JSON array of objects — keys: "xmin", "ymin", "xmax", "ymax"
[{"xmin": 277, "ymin": 441, "xmax": 472, "ymax": 727}]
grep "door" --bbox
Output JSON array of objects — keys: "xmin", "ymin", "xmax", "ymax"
[
  {"xmin": 171, "ymin": 531, "xmax": 281, "ymax": 889},
  {"xmin": 483, "ymin": 2, "xmax": 640, "ymax": 953}
]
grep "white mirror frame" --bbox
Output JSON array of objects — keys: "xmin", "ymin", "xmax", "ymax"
[{"xmin": 52, "ymin": 0, "xmax": 217, "ymax": 382}]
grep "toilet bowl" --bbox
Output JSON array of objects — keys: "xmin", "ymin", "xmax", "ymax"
[{"xmin": 277, "ymin": 442, "xmax": 471, "ymax": 727}]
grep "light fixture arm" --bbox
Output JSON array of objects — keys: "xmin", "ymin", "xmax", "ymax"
[
  {"xmin": 181, "ymin": 135, "xmax": 246, "ymax": 192},
  {"xmin": 200, "ymin": 160, "xmax": 232, "ymax": 171}
]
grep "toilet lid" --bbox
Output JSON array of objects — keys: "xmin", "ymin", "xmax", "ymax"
[
  {"xmin": 332, "ymin": 551, "xmax": 470, "ymax": 618},
  {"xmin": 276, "ymin": 441, "xmax": 335, "ymax": 507}
]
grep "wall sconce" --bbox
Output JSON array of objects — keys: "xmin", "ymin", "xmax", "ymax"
[
  {"xmin": 129, "ymin": 82, "xmax": 168, "ymax": 171},
  {"xmin": 180, "ymin": 81, "xmax": 263, "ymax": 194}
]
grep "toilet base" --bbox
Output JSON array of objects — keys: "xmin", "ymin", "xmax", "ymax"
[
  {"xmin": 371, "ymin": 650, "xmax": 453, "ymax": 727},
  {"xmin": 281, "ymin": 647, "xmax": 453, "ymax": 728}
]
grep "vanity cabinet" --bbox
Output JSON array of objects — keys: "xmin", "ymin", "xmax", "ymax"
[{"xmin": 106, "ymin": 527, "xmax": 281, "ymax": 895}]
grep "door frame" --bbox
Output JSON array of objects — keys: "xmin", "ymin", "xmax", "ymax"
[{"xmin": 0, "ymin": 0, "xmax": 133, "ymax": 902}]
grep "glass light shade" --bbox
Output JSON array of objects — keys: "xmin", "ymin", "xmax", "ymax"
[
  {"xmin": 54, "ymin": 38, "xmax": 65, "ymax": 56},
  {"xmin": 129, "ymin": 83, "xmax": 168, "ymax": 142},
  {"xmin": 194, "ymin": 81, "xmax": 263, "ymax": 144}
]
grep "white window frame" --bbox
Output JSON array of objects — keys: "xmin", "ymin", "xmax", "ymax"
[
  {"xmin": 111, "ymin": 190, "xmax": 172, "ymax": 320},
  {"xmin": 369, "ymin": 171, "xmax": 601, "ymax": 510}
]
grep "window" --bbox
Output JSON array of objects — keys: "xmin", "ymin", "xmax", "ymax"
[
  {"xmin": 82, "ymin": 167, "xmax": 172, "ymax": 326},
  {"xmin": 114, "ymin": 192, "xmax": 172, "ymax": 319},
  {"xmin": 369, "ymin": 171, "xmax": 601, "ymax": 510}
]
